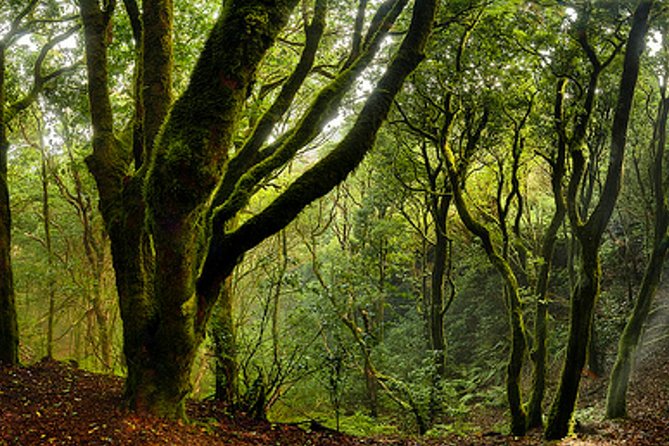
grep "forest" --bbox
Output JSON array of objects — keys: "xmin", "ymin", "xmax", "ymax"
[{"xmin": 1, "ymin": 0, "xmax": 669, "ymax": 444}]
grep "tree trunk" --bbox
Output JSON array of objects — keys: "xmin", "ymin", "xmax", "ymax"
[
  {"xmin": 606, "ymin": 93, "xmax": 669, "ymax": 419},
  {"xmin": 364, "ymin": 352, "xmax": 379, "ymax": 418},
  {"xmin": 544, "ymin": 2, "xmax": 652, "ymax": 438},
  {"xmin": 0, "ymin": 45, "xmax": 19, "ymax": 365},
  {"xmin": 80, "ymin": 0, "xmax": 437, "ymax": 418},
  {"xmin": 40, "ymin": 142, "xmax": 56, "ymax": 359},
  {"xmin": 544, "ymin": 244, "xmax": 599, "ymax": 439},
  {"xmin": 429, "ymin": 197, "xmax": 449, "ymax": 375},
  {"xmin": 527, "ymin": 78, "xmax": 568, "ymax": 429},
  {"xmin": 429, "ymin": 221, "xmax": 447, "ymax": 417},
  {"xmin": 213, "ymin": 277, "xmax": 237, "ymax": 404},
  {"xmin": 606, "ymin": 239, "xmax": 668, "ymax": 417},
  {"xmin": 444, "ymin": 143, "xmax": 528, "ymax": 436}
]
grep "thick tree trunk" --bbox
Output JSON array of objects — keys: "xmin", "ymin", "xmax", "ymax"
[
  {"xmin": 81, "ymin": 0, "xmax": 437, "ymax": 419},
  {"xmin": 0, "ymin": 46, "xmax": 19, "ymax": 365},
  {"xmin": 213, "ymin": 277, "xmax": 237, "ymax": 404}
]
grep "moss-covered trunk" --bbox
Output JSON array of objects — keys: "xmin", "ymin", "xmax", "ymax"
[
  {"xmin": 81, "ymin": 0, "xmax": 436, "ymax": 419},
  {"xmin": 545, "ymin": 2, "xmax": 652, "ymax": 438},
  {"xmin": 0, "ymin": 45, "xmax": 19, "ymax": 365},
  {"xmin": 212, "ymin": 277, "xmax": 237, "ymax": 404},
  {"xmin": 606, "ymin": 94, "xmax": 669, "ymax": 419},
  {"xmin": 527, "ymin": 78, "xmax": 568, "ymax": 428},
  {"xmin": 544, "ymin": 244, "xmax": 599, "ymax": 439},
  {"xmin": 497, "ymin": 262, "xmax": 528, "ymax": 436},
  {"xmin": 136, "ymin": 2, "xmax": 299, "ymax": 418},
  {"xmin": 606, "ymin": 239, "xmax": 668, "ymax": 418}
]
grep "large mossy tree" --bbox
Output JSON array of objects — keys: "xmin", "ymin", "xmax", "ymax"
[{"xmin": 78, "ymin": 0, "xmax": 437, "ymax": 418}]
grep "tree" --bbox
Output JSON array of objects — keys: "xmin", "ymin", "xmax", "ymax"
[
  {"xmin": 78, "ymin": 0, "xmax": 437, "ymax": 418},
  {"xmin": 1, "ymin": 0, "xmax": 79, "ymax": 365},
  {"xmin": 544, "ymin": 1, "xmax": 653, "ymax": 439},
  {"xmin": 524, "ymin": 3, "xmax": 620, "ymax": 424},
  {"xmin": 606, "ymin": 21, "xmax": 669, "ymax": 418},
  {"xmin": 393, "ymin": 2, "xmax": 541, "ymax": 434},
  {"xmin": 442, "ymin": 111, "xmax": 529, "ymax": 436}
]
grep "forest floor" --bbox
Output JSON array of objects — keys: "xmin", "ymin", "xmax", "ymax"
[{"xmin": 1, "ymin": 349, "xmax": 668, "ymax": 446}]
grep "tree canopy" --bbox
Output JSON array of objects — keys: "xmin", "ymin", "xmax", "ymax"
[{"xmin": 1, "ymin": 0, "xmax": 668, "ymax": 442}]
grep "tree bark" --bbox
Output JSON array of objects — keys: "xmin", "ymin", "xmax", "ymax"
[
  {"xmin": 606, "ymin": 93, "xmax": 669, "ymax": 419},
  {"xmin": 0, "ymin": 45, "xmax": 19, "ymax": 365},
  {"xmin": 80, "ymin": 0, "xmax": 437, "ymax": 418},
  {"xmin": 544, "ymin": 2, "xmax": 653, "ymax": 439},
  {"xmin": 429, "ymin": 196, "xmax": 449, "ymax": 387},
  {"xmin": 527, "ymin": 78, "xmax": 568, "ymax": 428},
  {"xmin": 40, "ymin": 140, "xmax": 56, "ymax": 359},
  {"xmin": 545, "ymin": 243, "xmax": 599, "ymax": 439}
]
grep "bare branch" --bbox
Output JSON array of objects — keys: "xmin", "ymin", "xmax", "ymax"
[{"xmin": 8, "ymin": 25, "xmax": 82, "ymax": 119}]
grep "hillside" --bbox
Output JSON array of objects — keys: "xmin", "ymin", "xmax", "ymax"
[{"xmin": 1, "ymin": 351, "xmax": 668, "ymax": 445}]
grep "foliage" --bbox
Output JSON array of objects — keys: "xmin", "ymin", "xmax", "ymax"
[{"xmin": 1, "ymin": 0, "xmax": 668, "ymax": 441}]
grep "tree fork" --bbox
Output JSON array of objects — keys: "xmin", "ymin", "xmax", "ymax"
[{"xmin": 545, "ymin": 1, "xmax": 653, "ymax": 439}]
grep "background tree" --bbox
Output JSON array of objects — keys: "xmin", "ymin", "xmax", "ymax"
[
  {"xmin": 1, "ymin": 0, "xmax": 79, "ymax": 364},
  {"xmin": 606, "ymin": 18, "xmax": 669, "ymax": 418}
]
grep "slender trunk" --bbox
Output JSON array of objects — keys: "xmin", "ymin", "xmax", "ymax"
[
  {"xmin": 0, "ymin": 45, "xmax": 19, "ymax": 365},
  {"xmin": 213, "ymin": 276, "xmax": 237, "ymax": 404},
  {"xmin": 606, "ymin": 94, "xmax": 669, "ymax": 418},
  {"xmin": 606, "ymin": 239, "xmax": 668, "ymax": 417},
  {"xmin": 499, "ymin": 265, "xmax": 528, "ymax": 436},
  {"xmin": 528, "ymin": 78, "xmax": 568, "ymax": 428},
  {"xmin": 92, "ymin": 288, "xmax": 112, "ymax": 370},
  {"xmin": 545, "ymin": 3, "xmax": 652, "ymax": 438},
  {"xmin": 545, "ymin": 244, "xmax": 599, "ymax": 439},
  {"xmin": 587, "ymin": 321, "xmax": 603, "ymax": 375},
  {"xmin": 445, "ymin": 154, "xmax": 528, "ymax": 435},
  {"xmin": 364, "ymin": 348, "xmax": 379, "ymax": 417},
  {"xmin": 40, "ymin": 144, "xmax": 56, "ymax": 359},
  {"xmin": 430, "ymin": 204, "xmax": 448, "ymax": 378},
  {"xmin": 428, "ymin": 194, "xmax": 451, "ymax": 420}
]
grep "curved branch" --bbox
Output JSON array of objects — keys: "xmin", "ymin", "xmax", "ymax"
[
  {"xmin": 8, "ymin": 25, "xmax": 81, "ymax": 119},
  {"xmin": 214, "ymin": 0, "xmax": 329, "ymax": 207},
  {"xmin": 212, "ymin": 0, "xmax": 408, "ymax": 225},
  {"xmin": 197, "ymin": 0, "xmax": 438, "ymax": 306},
  {"xmin": 585, "ymin": 0, "xmax": 653, "ymax": 239}
]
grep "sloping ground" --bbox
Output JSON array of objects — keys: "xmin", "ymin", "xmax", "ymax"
[{"xmin": 0, "ymin": 352, "xmax": 668, "ymax": 446}]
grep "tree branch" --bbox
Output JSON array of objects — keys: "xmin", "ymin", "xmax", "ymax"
[
  {"xmin": 212, "ymin": 0, "xmax": 408, "ymax": 226},
  {"xmin": 197, "ymin": 0, "xmax": 438, "ymax": 306},
  {"xmin": 8, "ymin": 25, "xmax": 82, "ymax": 119}
]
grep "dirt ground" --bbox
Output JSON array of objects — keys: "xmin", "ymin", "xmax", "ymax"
[{"xmin": 1, "ymin": 351, "xmax": 668, "ymax": 445}]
